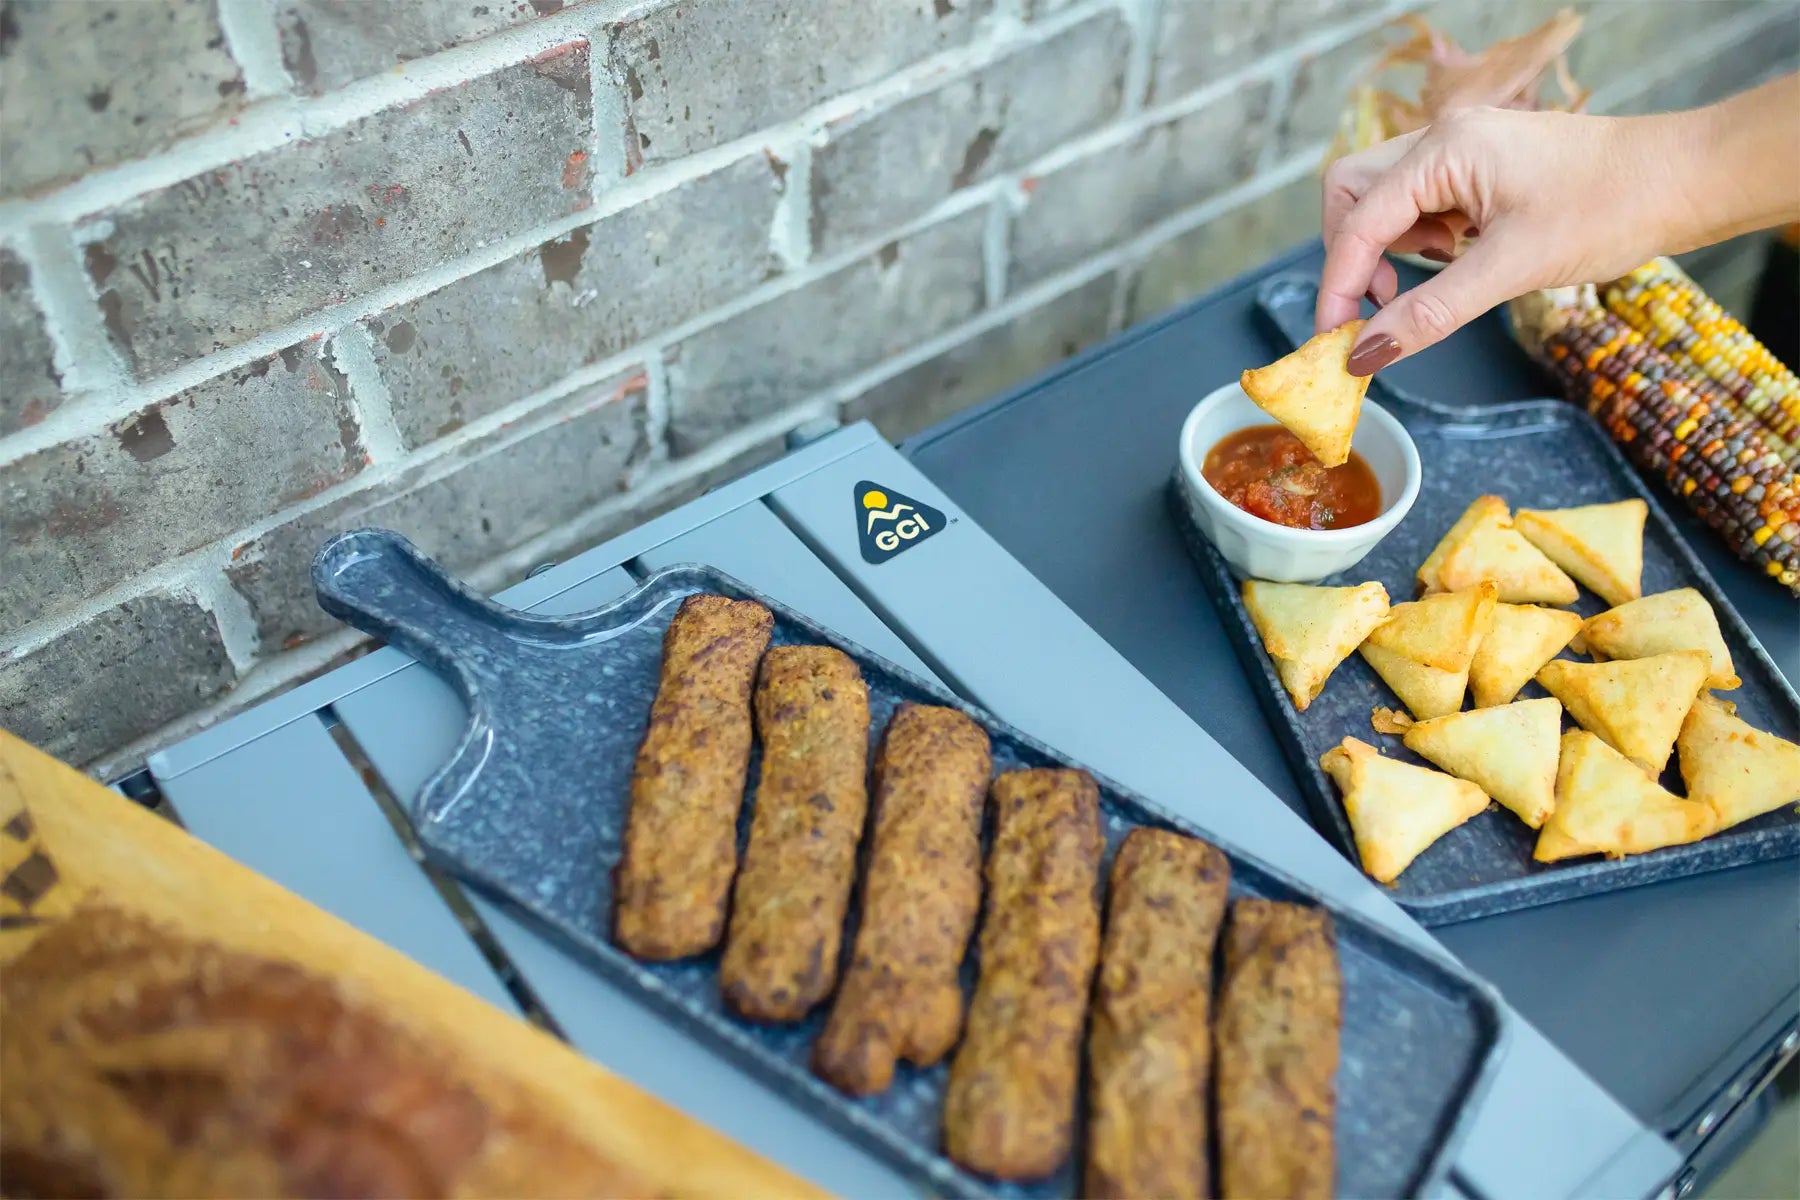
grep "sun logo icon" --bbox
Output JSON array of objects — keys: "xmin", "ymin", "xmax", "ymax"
[{"xmin": 862, "ymin": 489, "xmax": 889, "ymax": 510}]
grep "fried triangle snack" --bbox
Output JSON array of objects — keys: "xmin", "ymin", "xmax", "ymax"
[
  {"xmin": 1243, "ymin": 580, "xmax": 1391, "ymax": 711},
  {"xmin": 1677, "ymin": 694, "xmax": 1800, "ymax": 832},
  {"xmin": 1364, "ymin": 583, "xmax": 1497, "ymax": 671},
  {"xmin": 1469, "ymin": 603, "xmax": 1583, "ymax": 708},
  {"xmin": 1582, "ymin": 588, "xmax": 1740, "ymax": 690},
  {"xmin": 1534, "ymin": 731, "xmax": 1715, "ymax": 862},
  {"xmin": 1238, "ymin": 319, "xmax": 1370, "ymax": 468},
  {"xmin": 1358, "ymin": 584, "xmax": 1496, "ymax": 720},
  {"xmin": 1419, "ymin": 495, "xmax": 1578, "ymax": 604},
  {"xmin": 1360, "ymin": 645, "xmax": 1469, "ymax": 724},
  {"xmin": 1514, "ymin": 500, "xmax": 1647, "ymax": 607},
  {"xmin": 1536, "ymin": 650, "xmax": 1709, "ymax": 776},
  {"xmin": 1320, "ymin": 737, "xmax": 1489, "ymax": 883},
  {"xmin": 1403, "ymin": 697, "xmax": 1563, "ymax": 828}
]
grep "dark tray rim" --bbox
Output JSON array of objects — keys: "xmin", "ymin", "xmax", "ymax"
[
  {"xmin": 1166, "ymin": 275, "xmax": 1800, "ymax": 925},
  {"xmin": 314, "ymin": 529, "xmax": 1511, "ymax": 1200}
]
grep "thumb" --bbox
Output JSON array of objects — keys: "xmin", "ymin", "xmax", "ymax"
[{"xmin": 1347, "ymin": 236, "xmax": 1528, "ymax": 375}]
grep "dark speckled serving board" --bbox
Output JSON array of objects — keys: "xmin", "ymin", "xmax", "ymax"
[
  {"xmin": 1169, "ymin": 275, "xmax": 1800, "ymax": 926},
  {"xmin": 314, "ymin": 527, "xmax": 1505, "ymax": 1200}
]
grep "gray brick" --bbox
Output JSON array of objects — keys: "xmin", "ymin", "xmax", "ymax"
[
  {"xmin": 1126, "ymin": 173, "xmax": 1317, "ymax": 323},
  {"xmin": 1009, "ymin": 80, "xmax": 1272, "ymax": 287},
  {"xmin": 1153, "ymin": 0, "xmax": 1385, "ymax": 103},
  {"xmin": 844, "ymin": 272, "xmax": 1115, "ymax": 440},
  {"xmin": 226, "ymin": 370, "xmax": 650, "ymax": 647},
  {"xmin": 0, "ymin": 0, "xmax": 245, "ymax": 199},
  {"xmin": 1278, "ymin": 25, "xmax": 1390, "ymax": 157},
  {"xmin": 666, "ymin": 210, "xmax": 987, "ymax": 455},
  {"xmin": 364, "ymin": 154, "xmax": 784, "ymax": 448},
  {"xmin": 0, "ymin": 341, "xmax": 366, "ymax": 631},
  {"xmin": 0, "ymin": 592, "xmax": 235, "ymax": 767},
  {"xmin": 277, "ymin": 0, "xmax": 591, "ymax": 93},
  {"xmin": 608, "ymin": 0, "xmax": 990, "ymax": 168},
  {"xmin": 0, "ymin": 247, "xmax": 62, "ymax": 435},
  {"xmin": 811, "ymin": 13, "xmax": 1129, "ymax": 255},
  {"xmin": 80, "ymin": 45, "xmax": 594, "ymax": 379}
]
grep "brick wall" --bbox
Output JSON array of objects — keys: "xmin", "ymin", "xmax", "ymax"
[{"xmin": 2, "ymin": 0, "xmax": 1795, "ymax": 775}]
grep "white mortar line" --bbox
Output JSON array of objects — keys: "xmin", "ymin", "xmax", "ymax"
[
  {"xmin": 629, "ymin": 351, "xmax": 673, "ymax": 490},
  {"xmin": 1105, "ymin": 266, "xmax": 1133, "ymax": 335},
  {"xmin": 988, "ymin": 0, "xmax": 1031, "ymax": 35},
  {"xmin": 323, "ymin": 326, "xmax": 410, "ymax": 465},
  {"xmin": 767, "ymin": 138, "xmax": 815, "ymax": 271},
  {"xmin": 183, "ymin": 565, "xmax": 264, "ymax": 672},
  {"xmin": 215, "ymin": 0, "xmax": 298, "ymax": 99},
  {"xmin": 1119, "ymin": 0, "xmax": 1162, "ymax": 116},
  {"xmin": 585, "ymin": 14, "xmax": 630, "ymax": 197},
  {"xmin": 16, "ymin": 225, "xmax": 132, "ymax": 399},
  {"xmin": 981, "ymin": 190, "xmax": 1014, "ymax": 309}
]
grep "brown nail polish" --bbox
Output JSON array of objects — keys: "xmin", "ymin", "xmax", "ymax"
[
  {"xmin": 1421, "ymin": 248, "xmax": 1453, "ymax": 264},
  {"xmin": 1363, "ymin": 289, "xmax": 1384, "ymax": 309},
  {"xmin": 1464, "ymin": 226, "xmax": 1480, "ymax": 238},
  {"xmin": 1346, "ymin": 333, "xmax": 1401, "ymax": 377}
]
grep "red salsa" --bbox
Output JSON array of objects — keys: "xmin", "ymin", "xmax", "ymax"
[{"xmin": 1202, "ymin": 424, "xmax": 1381, "ymax": 530}]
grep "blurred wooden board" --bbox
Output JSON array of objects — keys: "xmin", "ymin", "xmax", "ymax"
[{"xmin": 0, "ymin": 728, "xmax": 821, "ymax": 1200}]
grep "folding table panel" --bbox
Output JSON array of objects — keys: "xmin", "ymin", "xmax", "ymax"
[{"xmin": 152, "ymin": 712, "xmax": 515, "ymax": 1012}]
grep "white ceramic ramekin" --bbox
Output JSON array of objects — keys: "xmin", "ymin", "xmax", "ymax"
[{"xmin": 1176, "ymin": 380, "xmax": 1420, "ymax": 582}]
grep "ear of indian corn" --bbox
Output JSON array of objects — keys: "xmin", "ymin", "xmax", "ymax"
[
  {"xmin": 1534, "ymin": 303, "xmax": 1799, "ymax": 595},
  {"xmin": 1603, "ymin": 259, "xmax": 1800, "ymax": 450}
]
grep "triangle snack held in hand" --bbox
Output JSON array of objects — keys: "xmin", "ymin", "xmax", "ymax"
[
  {"xmin": 1534, "ymin": 731, "xmax": 1715, "ymax": 862},
  {"xmin": 1582, "ymin": 588, "xmax": 1740, "ymax": 690},
  {"xmin": 1418, "ymin": 496, "xmax": 1578, "ymax": 604},
  {"xmin": 1403, "ymin": 697, "xmax": 1563, "ymax": 828},
  {"xmin": 1536, "ymin": 650, "xmax": 1710, "ymax": 776},
  {"xmin": 1677, "ymin": 694, "xmax": 1800, "ymax": 832},
  {"xmin": 1514, "ymin": 500, "xmax": 1647, "ymax": 606},
  {"xmin": 1320, "ymin": 737, "xmax": 1490, "ymax": 883},
  {"xmin": 1469, "ymin": 603, "xmax": 1583, "ymax": 708},
  {"xmin": 1243, "ymin": 580, "xmax": 1391, "ymax": 711},
  {"xmin": 1239, "ymin": 319, "xmax": 1371, "ymax": 468}
]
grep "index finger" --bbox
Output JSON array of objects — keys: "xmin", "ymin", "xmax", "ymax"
[{"xmin": 1317, "ymin": 173, "xmax": 1431, "ymax": 333}]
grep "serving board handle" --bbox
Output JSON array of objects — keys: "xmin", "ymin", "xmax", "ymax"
[{"xmin": 313, "ymin": 528, "xmax": 518, "ymax": 662}]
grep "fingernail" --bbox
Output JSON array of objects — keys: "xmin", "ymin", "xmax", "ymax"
[
  {"xmin": 1421, "ymin": 248, "xmax": 1453, "ymax": 264},
  {"xmin": 1363, "ymin": 289, "xmax": 1385, "ymax": 309},
  {"xmin": 1347, "ymin": 333, "xmax": 1401, "ymax": 377}
]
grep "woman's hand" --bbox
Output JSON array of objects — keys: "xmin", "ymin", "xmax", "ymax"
[
  {"xmin": 1317, "ymin": 105, "xmax": 1684, "ymax": 375},
  {"xmin": 1319, "ymin": 72, "xmax": 1800, "ymax": 375}
]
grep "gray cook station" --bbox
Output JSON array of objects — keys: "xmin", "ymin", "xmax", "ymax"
[{"xmin": 140, "ymin": 240, "xmax": 1796, "ymax": 1198}]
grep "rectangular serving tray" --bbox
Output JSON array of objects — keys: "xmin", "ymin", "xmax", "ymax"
[
  {"xmin": 1168, "ymin": 274, "xmax": 1800, "ymax": 926},
  {"xmin": 313, "ymin": 527, "xmax": 1507, "ymax": 1200}
]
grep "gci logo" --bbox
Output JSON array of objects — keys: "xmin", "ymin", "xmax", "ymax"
[{"xmin": 855, "ymin": 480, "xmax": 946, "ymax": 564}]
